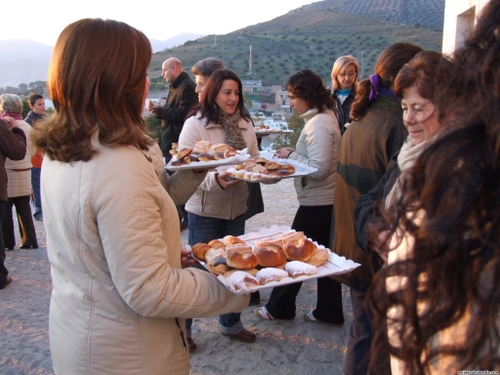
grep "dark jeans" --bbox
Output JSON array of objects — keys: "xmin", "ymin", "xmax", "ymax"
[
  {"xmin": 343, "ymin": 288, "xmax": 391, "ymax": 375},
  {"xmin": 186, "ymin": 212, "xmax": 246, "ymax": 335},
  {"xmin": 31, "ymin": 168, "xmax": 42, "ymax": 220},
  {"xmin": 265, "ymin": 205, "xmax": 344, "ymax": 324},
  {"xmin": 3, "ymin": 196, "xmax": 38, "ymax": 249},
  {"xmin": 0, "ymin": 201, "xmax": 8, "ymax": 288}
]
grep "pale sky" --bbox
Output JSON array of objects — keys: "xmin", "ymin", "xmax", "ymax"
[{"xmin": 3, "ymin": 0, "xmax": 315, "ymax": 46}]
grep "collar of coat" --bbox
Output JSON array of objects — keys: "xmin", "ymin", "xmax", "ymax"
[{"xmin": 169, "ymin": 71, "xmax": 190, "ymax": 89}]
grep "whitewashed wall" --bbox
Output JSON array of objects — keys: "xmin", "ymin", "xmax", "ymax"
[{"xmin": 442, "ymin": 0, "xmax": 490, "ymax": 55}]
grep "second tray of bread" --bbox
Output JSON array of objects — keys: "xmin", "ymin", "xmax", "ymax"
[
  {"xmin": 218, "ymin": 151, "xmax": 318, "ymax": 183},
  {"xmin": 191, "ymin": 225, "xmax": 360, "ymax": 294}
]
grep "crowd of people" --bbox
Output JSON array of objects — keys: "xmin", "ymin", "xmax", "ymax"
[{"xmin": 0, "ymin": 1, "xmax": 499, "ymax": 373}]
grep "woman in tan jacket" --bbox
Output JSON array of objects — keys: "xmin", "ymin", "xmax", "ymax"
[{"xmin": 32, "ymin": 18, "xmax": 249, "ymax": 375}]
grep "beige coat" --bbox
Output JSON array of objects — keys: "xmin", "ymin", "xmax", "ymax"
[
  {"xmin": 5, "ymin": 119, "xmax": 33, "ymax": 197},
  {"xmin": 178, "ymin": 114, "xmax": 260, "ymax": 220},
  {"xmin": 44, "ymin": 140, "xmax": 249, "ymax": 375}
]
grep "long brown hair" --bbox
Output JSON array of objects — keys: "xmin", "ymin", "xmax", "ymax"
[
  {"xmin": 367, "ymin": 1, "xmax": 500, "ymax": 372},
  {"xmin": 350, "ymin": 43, "xmax": 422, "ymax": 121},
  {"xmin": 33, "ymin": 18, "xmax": 154, "ymax": 163}
]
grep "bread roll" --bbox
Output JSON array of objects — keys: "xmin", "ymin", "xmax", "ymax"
[
  {"xmin": 305, "ymin": 248, "xmax": 330, "ymax": 266},
  {"xmin": 285, "ymin": 261, "xmax": 318, "ymax": 278},
  {"xmin": 176, "ymin": 147, "xmax": 192, "ymax": 160},
  {"xmin": 205, "ymin": 248, "xmax": 228, "ymax": 275},
  {"xmin": 208, "ymin": 239, "xmax": 226, "ymax": 250},
  {"xmin": 193, "ymin": 140, "xmax": 212, "ymax": 154},
  {"xmin": 254, "ymin": 240, "xmax": 287, "ymax": 267},
  {"xmin": 256, "ymin": 268, "xmax": 289, "ymax": 285},
  {"xmin": 278, "ymin": 164, "xmax": 295, "ymax": 176},
  {"xmin": 282, "ymin": 232, "xmax": 316, "ymax": 262},
  {"xmin": 227, "ymin": 271, "xmax": 260, "ymax": 291},
  {"xmin": 264, "ymin": 161, "xmax": 280, "ymax": 170},
  {"xmin": 197, "ymin": 153, "xmax": 214, "ymax": 162},
  {"xmin": 226, "ymin": 245, "xmax": 258, "ymax": 270},
  {"xmin": 223, "ymin": 235, "xmax": 246, "ymax": 246},
  {"xmin": 191, "ymin": 242, "xmax": 212, "ymax": 261}
]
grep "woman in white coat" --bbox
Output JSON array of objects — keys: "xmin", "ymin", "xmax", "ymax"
[{"xmin": 32, "ymin": 18, "xmax": 248, "ymax": 375}]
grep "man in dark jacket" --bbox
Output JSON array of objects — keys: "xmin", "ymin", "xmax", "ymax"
[
  {"xmin": 148, "ymin": 57, "xmax": 198, "ymax": 231},
  {"xmin": 0, "ymin": 118, "xmax": 27, "ymax": 289},
  {"xmin": 149, "ymin": 57, "xmax": 198, "ymax": 163}
]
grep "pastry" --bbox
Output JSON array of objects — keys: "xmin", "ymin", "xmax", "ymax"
[
  {"xmin": 193, "ymin": 140, "xmax": 212, "ymax": 154},
  {"xmin": 305, "ymin": 248, "xmax": 330, "ymax": 266},
  {"xmin": 223, "ymin": 235, "xmax": 246, "ymax": 246},
  {"xmin": 254, "ymin": 240, "xmax": 287, "ymax": 267},
  {"xmin": 255, "ymin": 268, "xmax": 289, "ymax": 285},
  {"xmin": 285, "ymin": 261, "xmax": 318, "ymax": 278},
  {"xmin": 191, "ymin": 242, "xmax": 212, "ymax": 261},
  {"xmin": 226, "ymin": 245, "xmax": 258, "ymax": 269},
  {"xmin": 224, "ymin": 268, "xmax": 259, "ymax": 278},
  {"xmin": 281, "ymin": 231, "xmax": 316, "ymax": 262},
  {"xmin": 227, "ymin": 270, "xmax": 260, "ymax": 291},
  {"xmin": 197, "ymin": 153, "xmax": 214, "ymax": 162},
  {"xmin": 205, "ymin": 248, "xmax": 228, "ymax": 275},
  {"xmin": 176, "ymin": 147, "xmax": 192, "ymax": 160},
  {"xmin": 264, "ymin": 161, "xmax": 280, "ymax": 170},
  {"xmin": 208, "ymin": 239, "xmax": 226, "ymax": 250}
]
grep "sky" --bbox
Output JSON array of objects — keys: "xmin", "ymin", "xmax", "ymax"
[{"xmin": 3, "ymin": 0, "xmax": 315, "ymax": 46}]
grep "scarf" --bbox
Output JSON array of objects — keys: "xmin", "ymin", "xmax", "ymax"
[
  {"xmin": 0, "ymin": 112, "xmax": 23, "ymax": 120},
  {"xmin": 385, "ymin": 136, "xmax": 430, "ymax": 209},
  {"xmin": 369, "ymin": 74, "xmax": 397, "ymax": 102},
  {"xmin": 217, "ymin": 108, "xmax": 247, "ymax": 150},
  {"xmin": 336, "ymin": 88, "xmax": 352, "ymax": 104}
]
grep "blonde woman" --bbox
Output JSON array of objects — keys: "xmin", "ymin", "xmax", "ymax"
[{"xmin": 330, "ymin": 55, "xmax": 359, "ymax": 135}]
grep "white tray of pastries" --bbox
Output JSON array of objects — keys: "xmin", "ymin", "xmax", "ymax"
[
  {"xmin": 166, "ymin": 141, "xmax": 250, "ymax": 171},
  {"xmin": 219, "ymin": 152, "xmax": 318, "ymax": 183},
  {"xmin": 190, "ymin": 225, "xmax": 360, "ymax": 294}
]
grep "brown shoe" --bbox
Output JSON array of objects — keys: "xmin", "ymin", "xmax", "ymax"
[
  {"xmin": 222, "ymin": 329, "xmax": 256, "ymax": 343},
  {"xmin": 187, "ymin": 338, "xmax": 197, "ymax": 352}
]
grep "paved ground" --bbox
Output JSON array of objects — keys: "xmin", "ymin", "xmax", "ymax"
[{"xmin": 0, "ymin": 178, "xmax": 352, "ymax": 375}]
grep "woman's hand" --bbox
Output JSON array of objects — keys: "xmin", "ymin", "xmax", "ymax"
[
  {"xmin": 274, "ymin": 147, "xmax": 295, "ymax": 159},
  {"xmin": 181, "ymin": 246, "xmax": 197, "ymax": 268},
  {"xmin": 215, "ymin": 171, "xmax": 242, "ymax": 190}
]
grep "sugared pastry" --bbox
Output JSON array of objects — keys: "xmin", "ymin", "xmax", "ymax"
[
  {"xmin": 227, "ymin": 270, "xmax": 260, "ymax": 291},
  {"xmin": 285, "ymin": 261, "xmax": 318, "ymax": 278},
  {"xmin": 256, "ymin": 268, "xmax": 289, "ymax": 285},
  {"xmin": 193, "ymin": 140, "xmax": 212, "ymax": 154}
]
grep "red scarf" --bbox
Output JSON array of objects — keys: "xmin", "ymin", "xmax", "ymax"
[{"xmin": 0, "ymin": 112, "xmax": 23, "ymax": 120}]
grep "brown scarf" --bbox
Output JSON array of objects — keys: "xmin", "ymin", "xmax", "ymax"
[{"xmin": 217, "ymin": 109, "xmax": 247, "ymax": 150}]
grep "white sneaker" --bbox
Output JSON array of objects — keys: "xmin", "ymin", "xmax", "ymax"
[
  {"xmin": 303, "ymin": 311, "xmax": 318, "ymax": 322},
  {"xmin": 253, "ymin": 306, "xmax": 275, "ymax": 320}
]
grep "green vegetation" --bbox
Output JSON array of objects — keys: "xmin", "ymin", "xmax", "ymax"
[
  {"xmin": 273, "ymin": 113, "xmax": 305, "ymax": 148},
  {"xmin": 148, "ymin": 8, "xmax": 442, "ymax": 91}
]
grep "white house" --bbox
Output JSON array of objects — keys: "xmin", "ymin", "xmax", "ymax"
[{"xmin": 442, "ymin": 0, "xmax": 491, "ymax": 55}]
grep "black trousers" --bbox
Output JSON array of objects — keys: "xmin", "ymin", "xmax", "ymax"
[
  {"xmin": 2, "ymin": 196, "xmax": 38, "ymax": 249},
  {"xmin": 265, "ymin": 205, "xmax": 344, "ymax": 324},
  {"xmin": 0, "ymin": 201, "xmax": 9, "ymax": 288}
]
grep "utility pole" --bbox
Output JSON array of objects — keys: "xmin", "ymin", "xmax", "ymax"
[{"xmin": 248, "ymin": 45, "xmax": 253, "ymax": 75}]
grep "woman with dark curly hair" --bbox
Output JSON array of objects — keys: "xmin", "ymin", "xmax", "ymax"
[
  {"xmin": 367, "ymin": 1, "xmax": 500, "ymax": 373},
  {"xmin": 254, "ymin": 69, "xmax": 344, "ymax": 325}
]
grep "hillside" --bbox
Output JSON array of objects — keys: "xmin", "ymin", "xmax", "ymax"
[{"xmin": 149, "ymin": 0, "xmax": 444, "ymax": 88}]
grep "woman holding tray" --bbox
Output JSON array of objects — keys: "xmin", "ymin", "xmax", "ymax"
[
  {"xmin": 254, "ymin": 69, "xmax": 344, "ymax": 326},
  {"xmin": 178, "ymin": 69, "xmax": 260, "ymax": 345},
  {"xmin": 32, "ymin": 19, "xmax": 249, "ymax": 374}
]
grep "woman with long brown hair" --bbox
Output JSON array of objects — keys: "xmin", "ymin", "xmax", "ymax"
[{"xmin": 368, "ymin": 2, "xmax": 500, "ymax": 373}]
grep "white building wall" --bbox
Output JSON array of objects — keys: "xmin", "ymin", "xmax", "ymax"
[{"xmin": 442, "ymin": 0, "xmax": 490, "ymax": 55}]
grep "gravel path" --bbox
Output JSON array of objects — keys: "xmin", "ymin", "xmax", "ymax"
[{"xmin": 0, "ymin": 178, "xmax": 352, "ymax": 375}]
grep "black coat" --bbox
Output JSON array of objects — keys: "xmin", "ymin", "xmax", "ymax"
[
  {"xmin": 154, "ymin": 72, "xmax": 198, "ymax": 159},
  {"xmin": 0, "ymin": 120, "xmax": 27, "ymax": 202},
  {"xmin": 354, "ymin": 153, "xmax": 400, "ymax": 254},
  {"xmin": 332, "ymin": 90, "xmax": 355, "ymax": 136}
]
